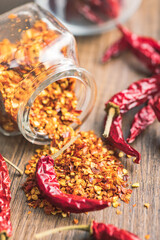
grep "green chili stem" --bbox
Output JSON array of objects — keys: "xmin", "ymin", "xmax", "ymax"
[
  {"xmin": 3, "ymin": 157, "xmax": 23, "ymax": 175},
  {"xmin": 34, "ymin": 224, "xmax": 90, "ymax": 239},
  {"xmin": 103, "ymin": 107, "xmax": 115, "ymax": 138},
  {"xmin": 52, "ymin": 134, "xmax": 81, "ymax": 159}
]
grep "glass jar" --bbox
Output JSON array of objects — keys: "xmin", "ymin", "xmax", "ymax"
[{"xmin": 0, "ymin": 3, "xmax": 96, "ymax": 145}]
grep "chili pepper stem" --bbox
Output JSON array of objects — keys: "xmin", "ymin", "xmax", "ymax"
[
  {"xmin": 3, "ymin": 157, "xmax": 23, "ymax": 175},
  {"xmin": 103, "ymin": 107, "xmax": 115, "ymax": 138},
  {"xmin": 0, "ymin": 233, "xmax": 7, "ymax": 240},
  {"xmin": 34, "ymin": 224, "xmax": 91, "ymax": 239},
  {"xmin": 52, "ymin": 134, "xmax": 81, "ymax": 159}
]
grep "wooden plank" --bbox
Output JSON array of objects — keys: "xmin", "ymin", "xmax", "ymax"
[{"xmin": 0, "ymin": 0, "xmax": 159, "ymax": 239}]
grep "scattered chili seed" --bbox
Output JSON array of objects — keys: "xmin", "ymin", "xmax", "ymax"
[
  {"xmin": 144, "ymin": 203, "xmax": 150, "ymax": 209},
  {"xmin": 133, "ymin": 204, "xmax": 136, "ymax": 207},
  {"xmin": 27, "ymin": 211, "xmax": 31, "ymax": 215},
  {"xmin": 73, "ymin": 219, "xmax": 79, "ymax": 225},
  {"xmin": 132, "ymin": 183, "xmax": 140, "ymax": 188},
  {"xmin": 116, "ymin": 209, "xmax": 122, "ymax": 215},
  {"xmin": 112, "ymin": 202, "xmax": 120, "ymax": 208},
  {"xmin": 118, "ymin": 151, "xmax": 124, "ymax": 157}
]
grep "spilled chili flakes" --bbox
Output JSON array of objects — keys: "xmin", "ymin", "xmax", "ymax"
[{"xmin": 23, "ymin": 131, "xmax": 132, "ymax": 215}]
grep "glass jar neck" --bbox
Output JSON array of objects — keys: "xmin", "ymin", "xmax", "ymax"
[{"xmin": 15, "ymin": 61, "xmax": 96, "ymax": 145}]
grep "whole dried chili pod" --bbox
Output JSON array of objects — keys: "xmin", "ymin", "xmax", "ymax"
[
  {"xmin": 105, "ymin": 76, "xmax": 160, "ymax": 115},
  {"xmin": 103, "ymin": 75, "xmax": 160, "ymax": 163},
  {"xmin": 36, "ymin": 155, "xmax": 111, "ymax": 213},
  {"xmin": 102, "ymin": 24, "xmax": 160, "ymax": 74},
  {"xmin": 78, "ymin": 0, "xmax": 121, "ymax": 24},
  {"xmin": 150, "ymin": 94, "xmax": 160, "ymax": 121},
  {"xmin": 97, "ymin": 0, "xmax": 121, "ymax": 18},
  {"xmin": 101, "ymin": 36, "xmax": 128, "ymax": 63},
  {"xmin": 35, "ymin": 220, "xmax": 141, "ymax": 240},
  {"xmin": 78, "ymin": 4, "xmax": 103, "ymax": 24},
  {"xmin": 107, "ymin": 114, "xmax": 141, "ymax": 163},
  {"xmin": 127, "ymin": 100, "xmax": 156, "ymax": 143},
  {"xmin": 0, "ymin": 154, "xmax": 12, "ymax": 240},
  {"xmin": 103, "ymin": 76, "xmax": 160, "ymax": 138},
  {"xmin": 103, "ymin": 75, "xmax": 160, "ymax": 138}
]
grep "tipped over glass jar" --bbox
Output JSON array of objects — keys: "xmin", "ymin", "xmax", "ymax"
[{"xmin": 0, "ymin": 3, "xmax": 96, "ymax": 145}]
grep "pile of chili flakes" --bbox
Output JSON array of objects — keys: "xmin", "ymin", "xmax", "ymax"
[{"xmin": 23, "ymin": 131, "xmax": 132, "ymax": 216}]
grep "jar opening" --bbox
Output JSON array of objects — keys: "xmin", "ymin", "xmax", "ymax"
[{"xmin": 17, "ymin": 66, "xmax": 96, "ymax": 145}]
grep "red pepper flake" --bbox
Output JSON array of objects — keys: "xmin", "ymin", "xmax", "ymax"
[
  {"xmin": 133, "ymin": 204, "xmax": 136, "ymax": 207},
  {"xmin": 116, "ymin": 209, "xmax": 122, "ymax": 215},
  {"xmin": 27, "ymin": 211, "xmax": 31, "ymax": 215},
  {"xmin": 8, "ymin": 14, "xmax": 17, "ymax": 19},
  {"xmin": 73, "ymin": 219, "xmax": 79, "ymax": 225},
  {"xmin": 145, "ymin": 234, "xmax": 150, "ymax": 239}
]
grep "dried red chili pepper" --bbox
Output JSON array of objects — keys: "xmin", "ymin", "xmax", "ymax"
[
  {"xmin": 75, "ymin": 0, "xmax": 121, "ymax": 24},
  {"xmin": 93, "ymin": 0, "xmax": 121, "ymax": 19},
  {"xmin": 107, "ymin": 114, "xmax": 141, "ymax": 163},
  {"xmin": 105, "ymin": 76, "xmax": 160, "ymax": 114},
  {"xmin": 36, "ymin": 155, "xmax": 111, "ymax": 213},
  {"xmin": 102, "ymin": 36, "xmax": 128, "ymax": 63},
  {"xmin": 150, "ymin": 94, "xmax": 160, "ymax": 121},
  {"xmin": 127, "ymin": 100, "xmax": 156, "ymax": 143},
  {"xmin": 35, "ymin": 220, "xmax": 141, "ymax": 240},
  {"xmin": 0, "ymin": 154, "xmax": 12, "ymax": 239},
  {"xmin": 78, "ymin": 4, "xmax": 103, "ymax": 24},
  {"xmin": 102, "ymin": 24, "xmax": 160, "ymax": 74},
  {"xmin": 103, "ymin": 75, "xmax": 160, "ymax": 163}
]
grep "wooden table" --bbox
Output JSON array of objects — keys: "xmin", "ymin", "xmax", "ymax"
[{"xmin": 0, "ymin": 0, "xmax": 159, "ymax": 239}]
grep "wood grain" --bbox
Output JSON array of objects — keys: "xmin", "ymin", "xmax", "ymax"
[{"xmin": 0, "ymin": 0, "xmax": 159, "ymax": 239}]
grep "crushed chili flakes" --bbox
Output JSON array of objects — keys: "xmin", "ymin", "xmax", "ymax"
[
  {"xmin": 133, "ymin": 204, "xmax": 136, "ymax": 207},
  {"xmin": 0, "ymin": 20, "xmax": 81, "ymax": 138},
  {"xmin": 112, "ymin": 202, "xmax": 120, "ymax": 208},
  {"xmin": 116, "ymin": 209, "xmax": 122, "ymax": 215},
  {"xmin": 8, "ymin": 14, "xmax": 17, "ymax": 19},
  {"xmin": 145, "ymin": 234, "xmax": 150, "ymax": 239},
  {"xmin": 73, "ymin": 219, "xmax": 79, "ymax": 225},
  {"xmin": 23, "ymin": 131, "xmax": 132, "ymax": 215},
  {"xmin": 29, "ymin": 78, "xmax": 81, "ymax": 141}
]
